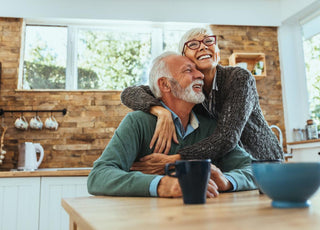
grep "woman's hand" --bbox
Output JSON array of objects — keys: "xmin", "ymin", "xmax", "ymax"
[
  {"xmin": 150, "ymin": 106, "xmax": 179, "ymax": 154},
  {"xmin": 130, "ymin": 153, "xmax": 181, "ymax": 175}
]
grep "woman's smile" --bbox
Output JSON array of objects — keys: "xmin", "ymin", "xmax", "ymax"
[{"xmin": 197, "ymin": 54, "xmax": 212, "ymax": 60}]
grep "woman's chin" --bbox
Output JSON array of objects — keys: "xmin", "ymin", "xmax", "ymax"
[{"xmin": 196, "ymin": 61, "xmax": 218, "ymax": 71}]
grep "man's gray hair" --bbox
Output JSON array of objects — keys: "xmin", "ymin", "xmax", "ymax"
[
  {"xmin": 149, "ymin": 51, "xmax": 179, "ymax": 98},
  {"xmin": 178, "ymin": 27, "xmax": 213, "ymax": 55}
]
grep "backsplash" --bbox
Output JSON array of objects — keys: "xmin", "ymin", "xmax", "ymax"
[{"xmin": 0, "ymin": 18, "xmax": 285, "ymax": 171}]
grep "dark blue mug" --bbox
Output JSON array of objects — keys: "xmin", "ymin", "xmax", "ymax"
[{"xmin": 165, "ymin": 159, "xmax": 211, "ymax": 204}]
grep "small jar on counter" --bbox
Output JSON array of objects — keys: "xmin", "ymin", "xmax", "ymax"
[
  {"xmin": 293, "ymin": 128, "xmax": 303, "ymax": 142},
  {"xmin": 306, "ymin": 119, "xmax": 318, "ymax": 140}
]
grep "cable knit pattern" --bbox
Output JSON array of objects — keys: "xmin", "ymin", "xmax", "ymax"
[{"xmin": 120, "ymin": 65, "xmax": 284, "ymax": 161}]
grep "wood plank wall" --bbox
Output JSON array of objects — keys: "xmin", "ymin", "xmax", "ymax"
[{"xmin": 0, "ymin": 18, "xmax": 285, "ymax": 171}]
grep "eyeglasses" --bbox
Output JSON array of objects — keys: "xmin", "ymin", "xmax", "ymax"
[{"xmin": 182, "ymin": 35, "xmax": 217, "ymax": 55}]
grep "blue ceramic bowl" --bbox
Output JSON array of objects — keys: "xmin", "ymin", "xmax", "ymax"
[{"xmin": 251, "ymin": 161, "xmax": 320, "ymax": 208}]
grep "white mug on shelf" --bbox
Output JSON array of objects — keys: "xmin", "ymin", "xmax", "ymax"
[
  {"xmin": 14, "ymin": 116, "xmax": 28, "ymax": 130},
  {"xmin": 30, "ymin": 115, "xmax": 43, "ymax": 130},
  {"xmin": 45, "ymin": 116, "xmax": 59, "ymax": 130}
]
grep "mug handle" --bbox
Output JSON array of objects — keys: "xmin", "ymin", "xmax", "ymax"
[
  {"xmin": 51, "ymin": 116, "xmax": 57, "ymax": 122},
  {"xmin": 165, "ymin": 163, "xmax": 177, "ymax": 177}
]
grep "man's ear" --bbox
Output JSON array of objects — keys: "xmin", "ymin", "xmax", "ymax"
[{"xmin": 158, "ymin": 77, "xmax": 171, "ymax": 93}]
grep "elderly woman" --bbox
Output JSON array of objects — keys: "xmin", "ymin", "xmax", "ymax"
[{"xmin": 121, "ymin": 27, "xmax": 283, "ymax": 165}]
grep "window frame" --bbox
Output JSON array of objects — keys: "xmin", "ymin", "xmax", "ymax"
[
  {"xmin": 279, "ymin": 8, "xmax": 320, "ymax": 142},
  {"xmin": 301, "ymin": 14, "xmax": 320, "ymax": 129},
  {"xmin": 19, "ymin": 18, "xmax": 203, "ymax": 91}
]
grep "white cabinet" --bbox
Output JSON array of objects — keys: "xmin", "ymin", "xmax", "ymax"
[
  {"xmin": 0, "ymin": 177, "xmax": 40, "ymax": 230},
  {"xmin": 287, "ymin": 140, "xmax": 320, "ymax": 162},
  {"xmin": 39, "ymin": 177, "xmax": 90, "ymax": 230},
  {"xmin": 0, "ymin": 176, "xmax": 89, "ymax": 230}
]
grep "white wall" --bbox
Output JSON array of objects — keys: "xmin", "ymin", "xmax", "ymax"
[
  {"xmin": 0, "ymin": 0, "xmax": 281, "ymax": 26},
  {"xmin": 280, "ymin": 0, "xmax": 318, "ymax": 22},
  {"xmin": 278, "ymin": 1, "xmax": 320, "ymax": 142},
  {"xmin": 278, "ymin": 23, "xmax": 310, "ymax": 141}
]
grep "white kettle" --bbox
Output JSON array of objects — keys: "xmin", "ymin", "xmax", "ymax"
[{"xmin": 18, "ymin": 142, "xmax": 44, "ymax": 171}]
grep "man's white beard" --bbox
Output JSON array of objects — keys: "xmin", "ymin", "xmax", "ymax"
[{"xmin": 170, "ymin": 79, "xmax": 205, "ymax": 104}]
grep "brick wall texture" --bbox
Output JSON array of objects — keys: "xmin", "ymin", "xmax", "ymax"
[{"xmin": 0, "ymin": 18, "xmax": 285, "ymax": 170}]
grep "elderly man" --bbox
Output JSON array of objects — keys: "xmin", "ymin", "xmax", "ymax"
[{"xmin": 87, "ymin": 52, "xmax": 256, "ymax": 198}]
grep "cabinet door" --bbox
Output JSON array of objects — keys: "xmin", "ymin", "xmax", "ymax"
[
  {"xmin": 290, "ymin": 147, "xmax": 320, "ymax": 162},
  {"xmin": 287, "ymin": 142, "xmax": 320, "ymax": 162},
  {"xmin": 39, "ymin": 177, "xmax": 90, "ymax": 230},
  {"xmin": 0, "ymin": 177, "xmax": 40, "ymax": 230}
]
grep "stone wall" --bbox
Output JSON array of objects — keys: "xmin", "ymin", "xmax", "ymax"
[{"xmin": 0, "ymin": 18, "xmax": 285, "ymax": 171}]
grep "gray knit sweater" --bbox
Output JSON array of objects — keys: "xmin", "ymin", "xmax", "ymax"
[{"xmin": 120, "ymin": 65, "xmax": 284, "ymax": 161}]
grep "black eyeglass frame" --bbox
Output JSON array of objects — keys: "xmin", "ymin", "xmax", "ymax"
[{"xmin": 182, "ymin": 35, "xmax": 217, "ymax": 55}]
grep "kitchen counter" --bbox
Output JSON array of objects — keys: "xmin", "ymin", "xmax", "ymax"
[{"xmin": 0, "ymin": 167, "xmax": 91, "ymax": 177}]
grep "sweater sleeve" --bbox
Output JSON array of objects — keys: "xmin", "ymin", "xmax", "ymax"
[
  {"xmin": 120, "ymin": 85, "xmax": 162, "ymax": 113},
  {"xmin": 218, "ymin": 145, "xmax": 257, "ymax": 191},
  {"xmin": 179, "ymin": 69, "xmax": 257, "ymax": 160},
  {"xmin": 87, "ymin": 113, "xmax": 158, "ymax": 197}
]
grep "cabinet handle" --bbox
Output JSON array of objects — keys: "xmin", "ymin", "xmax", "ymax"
[{"xmin": 318, "ymin": 152, "xmax": 320, "ymax": 155}]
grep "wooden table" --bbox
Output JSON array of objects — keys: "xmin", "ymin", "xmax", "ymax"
[{"xmin": 62, "ymin": 190, "xmax": 320, "ymax": 230}]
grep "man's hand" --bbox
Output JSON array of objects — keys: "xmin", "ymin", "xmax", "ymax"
[
  {"xmin": 149, "ymin": 106, "xmax": 179, "ymax": 154},
  {"xmin": 207, "ymin": 179, "xmax": 220, "ymax": 198},
  {"xmin": 210, "ymin": 164, "xmax": 232, "ymax": 191},
  {"xmin": 158, "ymin": 177, "xmax": 219, "ymax": 198},
  {"xmin": 130, "ymin": 153, "xmax": 181, "ymax": 174},
  {"xmin": 157, "ymin": 176, "xmax": 182, "ymax": 198}
]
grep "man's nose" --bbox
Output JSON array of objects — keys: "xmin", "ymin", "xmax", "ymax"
[{"xmin": 194, "ymin": 69, "xmax": 204, "ymax": 80}]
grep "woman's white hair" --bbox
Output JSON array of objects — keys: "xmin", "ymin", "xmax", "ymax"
[
  {"xmin": 178, "ymin": 27, "xmax": 217, "ymax": 55},
  {"xmin": 149, "ymin": 51, "xmax": 179, "ymax": 98}
]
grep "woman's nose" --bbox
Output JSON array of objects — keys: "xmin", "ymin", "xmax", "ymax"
[{"xmin": 199, "ymin": 42, "xmax": 208, "ymax": 51}]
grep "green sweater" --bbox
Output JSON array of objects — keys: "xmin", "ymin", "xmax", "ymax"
[{"xmin": 87, "ymin": 111, "xmax": 256, "ymax": 197}]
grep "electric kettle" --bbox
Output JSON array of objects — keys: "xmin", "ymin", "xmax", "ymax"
[{"xmin": 18, "ymin": 142, "xmax": 44, "ymax": 171}]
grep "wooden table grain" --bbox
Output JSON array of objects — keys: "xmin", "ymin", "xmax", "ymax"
[{"xmin": 62, "ymin": 190, "xmax": 320, "ymax": 230}]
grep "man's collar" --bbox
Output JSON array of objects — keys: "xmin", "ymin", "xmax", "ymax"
[{"xmin": 160, "ymin": 101, "xmax": 199, "ymax": 134}]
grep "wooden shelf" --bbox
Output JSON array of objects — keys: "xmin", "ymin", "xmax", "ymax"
[
  {"xmin": 229, "ymin": 52, "xmax": 266, "ymax": 79},
  {"xmin": 287, "ymin": 138, "xmax": 320, "ymax": 145}
]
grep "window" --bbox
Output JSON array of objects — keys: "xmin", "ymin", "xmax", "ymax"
[
  {"xmin": 302, "ymin": 14, "xmax": 320, "ymax": 129},
  {"xmin": 23, "ymin": 26, "xmax": 67, "ymax": 89},
  {"xmin": 21, "ymin": 20, "xmax": 203, "ymax": 90}
]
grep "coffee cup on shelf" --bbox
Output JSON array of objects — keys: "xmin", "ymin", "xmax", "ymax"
[
  {"xmin": 45, "ymin": 116, "xmax": 59, "ymax": 130},
  {"xmin": 14, "ymin": 116, "xmax": 29, "ymax": 130},
  {"xmin": 30, "ymin": 116, "xmax": 43, "ymax": 130}
]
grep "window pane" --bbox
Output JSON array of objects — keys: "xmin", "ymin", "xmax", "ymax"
[
  {"xmin": 23, "ymin": 26, "xmax": 67, "ymax": 89},
  {"xmin": 77, "ymin": 28, "xmax": 151, "ymax": 90},
  {"xmin": 163, "ymin": 30, "xmax": 187, "ymax": 53},
  {"xmin": 303, "ymin": 33, "xmax": 320, "ymax": 128}
]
